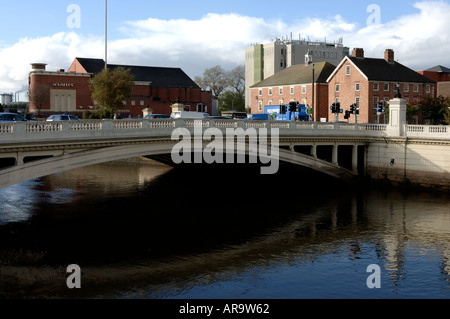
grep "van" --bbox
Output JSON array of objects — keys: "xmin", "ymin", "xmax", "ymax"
[{"xmin": 171, "ymin": 111, "xmax": 209, "ymax": 119}]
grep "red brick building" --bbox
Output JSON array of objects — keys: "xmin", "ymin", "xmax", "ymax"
[
  {"xmin": 250, "ymin": 62, "xmax": 336, "ymax": 121},
  {"xmin": 29, "ymin": 58, "xmax": 213, "ymax": 118},
  {"xmin": 418, "ymin": 65, "xmax": 450, "ymax": 98},
  {"xmin": 327, "ymin": 48, "xmax": 436, "ymax": 124}
]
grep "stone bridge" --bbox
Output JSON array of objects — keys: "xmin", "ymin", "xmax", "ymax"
[{"xmin": 0, "ymin": 98, "xmax": 449, "ymax": 190}]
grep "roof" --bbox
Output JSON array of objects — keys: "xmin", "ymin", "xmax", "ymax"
[
  {"xmin": 250, "ymin": 62, "xmax": 336, "ymax": 88},
  {"xmin": 73, "ymin": 58, "xmax": 200, "ymax": 88},
  {"xmin": 328, "ymin": 56, "xmax": 435, "ymax": 84},
  {"xmin": 424, "ymin": 65, "xmax": 450, "ymax": 73}
]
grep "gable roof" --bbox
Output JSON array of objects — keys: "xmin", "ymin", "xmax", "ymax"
[
  {"xmin": 425, "ymin": 65, "xmax": 450, "ymax": 73},
  {"xmin": 72, "ymin": 58, "xmax": 200, "ymax": 88},
  {"xmin": 327, "ymin": 56, "xmax": 436, "ymax": 84},
  {"xmin": 250, "ymin": 62, "xmax": 336, "ymax": 88}
]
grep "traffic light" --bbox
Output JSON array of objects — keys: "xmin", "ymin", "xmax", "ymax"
[
  {"xmin": 344, "ymin": 110, "xmax": 350, "ymax": 120},
  {"xmin": 330, "ymin": 103, "xmax": 336, "ymax": 113},
  {"xmin": 377, "ymin": 101, "xmax": 385, "ymax": 114},
  {"xmin": 350, "ymin": 104, "xmax": 356, "ymax": 114},
  {"xmin": 280, "ymin": 105, "xmax": 287, "ymax": 115},
  {"xmin": 336, "ymin": 102, "xmax": 341, "ymax": 114},
  {"xmin": 289, "ymin": 102, "xmax": 297, "ymax": 113}
]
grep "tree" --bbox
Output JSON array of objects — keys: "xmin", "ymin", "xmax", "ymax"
[
  {"xmin": 195, "ymin": 65, "xmax": 228, "ymax": 99},
  {"xmin": 89, "ymin": 67, "xmax": 134, "ymax": 117},
  {"xmin": 29, "ymin": 84, "xmax": 50, "ymax": 117},
  {"xmin": 219, "ymin": 91, "xmax": 245, "ymax": 113},
  {"xmin": 226, "ymin": 66, "xmax": 245, "ymax": 96},
  {"xmin": 410, "ymin": 95, "xmax": 450, "ymax": 125}
]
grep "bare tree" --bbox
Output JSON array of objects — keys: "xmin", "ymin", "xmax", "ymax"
[
  {"xmin": 195, "ymin": 65, "xmax": 228, "ymax": 99},
  {"xmin": 29, "ymin": 84, "xmax": 50, "ymax": 117},
  {"xmin": 226, "ymin": 65, "xmax": 245, "ymax": 97}
]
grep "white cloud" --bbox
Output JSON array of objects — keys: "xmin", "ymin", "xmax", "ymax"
[{"xmin": 1, "ymin": 1, "xmax": 450, "ymax": 94}]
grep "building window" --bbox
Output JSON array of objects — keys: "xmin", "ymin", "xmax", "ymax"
[
  {"xmin": 268, "ymin": 88, "xmax": 273, "ymax": 96},
  {"xmin": 279, "ymin": 99, "xmax": 284, "ymax": 105},
  {"xmin": 268, "ymin": 100, "xmax": 273, "ymax": 106},
  {"xmin": 290, "ymin": 87, "xmax": 294, "ymax": 95},
  {"xmin": 335, "ymin": 84, "xmax": 340, "ymax": 92},
  {"xmin": 355, "ymin": 83, "xmax": 360, "ymax": 92},
  {"xmin": 383, "ymin": 83, "xmax": 390, "ymax": 91},
  {"xmin": 373, "ymin": 82, "xmax": 379, "ymax": 91},
  {"xmin": 131, "ymin": 100, "xmax": 136, "ymax": 106},
  {"xmin": 346, "ymin": 65, "xmax": 351, "ymax": 76},
  {"xmin": 414, "ymin": 84, "xmax": 419, "ymax": 92},
  {"xmin": 302, "ymin": 85, "xmax": 307, "ymax": 94},
  {"xmin": 373, "ymin": 96, "xmax": 379, "ymax": 108},
  {"xmin": 140, "ymin": 100, "xmax": 145, "ymax": 106},
  {"xmin": 258, "ymin": 101, "xmax": 263, "ymax": 112},
  {"xmin": 404, "ymin": 84, "xmax": 409, "ymax": 93},
  {"xmin": 426, "ymin": 85, "xmax": 431, "ymax": 93},
  {"xmin": 279, "ymin": 87, "xmax": 283, "ymax": 95},
  {"xmin": 259, "ymin": 89, "xmax": 262, "ymax": 96}
]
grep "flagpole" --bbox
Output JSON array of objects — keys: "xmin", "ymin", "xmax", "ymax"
[{"xmin": 105, "ymin": 0, "xmax": 108, "ymax": 70}]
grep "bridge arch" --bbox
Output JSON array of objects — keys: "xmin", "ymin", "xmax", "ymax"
[{"xmin": 0, "ymin": 138, "xmax": 357, "ymax": 189}]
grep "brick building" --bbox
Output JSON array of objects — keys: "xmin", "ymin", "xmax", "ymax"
[
  {"xmin": 250, "ymin": 61, "xmax": 336, "ymax": 121},
  {"xmin": 418, "ymin": 65, "xmax": 450, "ymax": 98},
  {"xmin": 327, "ymin": 48, "xmax": 436, "ymax": 124},
  {"xmin": 29, "ymin": 58, "xmax": 213, "ymax": 118}
]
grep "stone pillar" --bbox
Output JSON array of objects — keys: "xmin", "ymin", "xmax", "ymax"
[
  {"xmin": 388, "ymin": 98, "xmax": 407, "ymax": 137},
  {"xmin": 352, "ymin": 144, "xmax": 358, "ymax": 173},
  {"xmin": 142, "ymin": 106, "xmax": 153, "ymax": 118},
  {"xmin": 332, "ymin": 144, "xmax": 338, "ymax": 165},
  {"xmin": 171, "ymin": 102, "xmax": 185, "ymax": 113}
]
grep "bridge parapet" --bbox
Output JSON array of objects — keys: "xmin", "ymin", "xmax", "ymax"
[{"xmin": 1, "ymin": 119, "xmax": 449, "ymax": 146}]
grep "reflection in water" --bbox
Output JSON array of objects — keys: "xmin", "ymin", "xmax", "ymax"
[{"xmin": 0, "ymin": 159, "xmax": 449, "ymax": 299}]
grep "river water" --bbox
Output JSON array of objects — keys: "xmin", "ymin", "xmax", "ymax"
[{"xmin": 0, "ymin": 159, "xmax": 449, "ymax": 300}]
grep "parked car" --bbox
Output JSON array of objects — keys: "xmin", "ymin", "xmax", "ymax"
[
  {"xmin": 0, "ymin": 112, "xmax": 28, "ymax": 122},
  {"xmin": 46, "ymin": 114, "xmax": 80, "ymax": 121},
  {"xmin": 144, "ymin": 114, "xmax": 171, "ymax": 119}
]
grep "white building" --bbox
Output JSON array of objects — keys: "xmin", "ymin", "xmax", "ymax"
[{"xmin": 245, "ymin": 36, "xmax": 350, "ymax": 110}]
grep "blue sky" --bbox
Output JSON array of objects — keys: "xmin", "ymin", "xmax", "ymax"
[
  {"xmin": 0, "ymin": 0, "xmax": 420, "ymax": 44},
  {"xmin": 1, "ymin": 0, "xmax": 449, "ymax": 94}
]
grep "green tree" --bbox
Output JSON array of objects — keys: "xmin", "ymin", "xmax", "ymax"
[
  {"xmin": 219, "ymin": 91, "xmax": 245, "ymax": 113},
  {"xmin": 89, "ymin": 67, "xmax": 134, "ymax": 117},
  {"xmin": 412, "ymin": 95, "xmax": 450, "ymax": 125}
]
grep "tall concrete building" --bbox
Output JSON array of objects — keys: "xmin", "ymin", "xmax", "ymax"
[{"xmin": 245, "ymin": 36, "xmax": 350, "ymax": 110}]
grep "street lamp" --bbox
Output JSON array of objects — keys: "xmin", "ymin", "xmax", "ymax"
[{"xmin": 105, "ymin": 0, "xmax": 108, "ymax": 70}]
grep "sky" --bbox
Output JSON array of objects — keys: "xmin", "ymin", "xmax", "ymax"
[{"xmin": 1, "ymin": 0, "xmax": 450, "ymax": 97}]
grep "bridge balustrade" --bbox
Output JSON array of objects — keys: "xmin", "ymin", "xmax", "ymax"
[{"xmin": 1, "ymin": 119, "xmax": 449, "ymax": 142}]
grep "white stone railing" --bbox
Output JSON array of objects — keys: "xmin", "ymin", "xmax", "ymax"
[
  {"xmin": 405, "ymin": 125, "xmax": 449, "ymax": 138},
  {"xmin": 1, "ymin": 119, "xmax": 449, "ymax": 144}
]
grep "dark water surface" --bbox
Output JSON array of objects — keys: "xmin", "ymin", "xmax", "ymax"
[{"xmin": 0, "ymin": 159, "xmax": 449, "ymax": 299}]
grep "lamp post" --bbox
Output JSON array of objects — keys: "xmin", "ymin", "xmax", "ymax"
[
  {"xmin": 311, "ymin": 63, "xmax": 315, "ymax": 122},
  {"xmin": 105, "ymin": 0, "xmax": 108, "ymax": 70}
]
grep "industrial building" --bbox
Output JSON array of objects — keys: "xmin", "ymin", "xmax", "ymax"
[{"xmin": 245, "ymin": 36, "xmax": 350, "ymax": 110}]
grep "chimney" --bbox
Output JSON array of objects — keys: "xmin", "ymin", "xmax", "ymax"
[
  {"xmin": 31, "ymin": 63, "xmax": 47, "ymax": 71},
  {"xmin": 352, "ymin": 48, "xmax": 364, "ymax": 58},
  {"xmin": 385, "ymin": 49, "xmax": 395, "ymax": 63}
]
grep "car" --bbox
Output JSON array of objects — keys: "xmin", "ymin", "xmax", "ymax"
[
  {"xmin": 0, "ymin": 112, "xmax": 28, "ymax": 122},
  {"xmin": 205, "ymin": 116, "xmax": 231, "ymax": 119},
  {"xmin": 46, "ymin": 114, "xmax": 80, "ymax": 121},
  {"xmin": 144, "ymin": 114, "xmax": 171, "ymax": 119}
]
